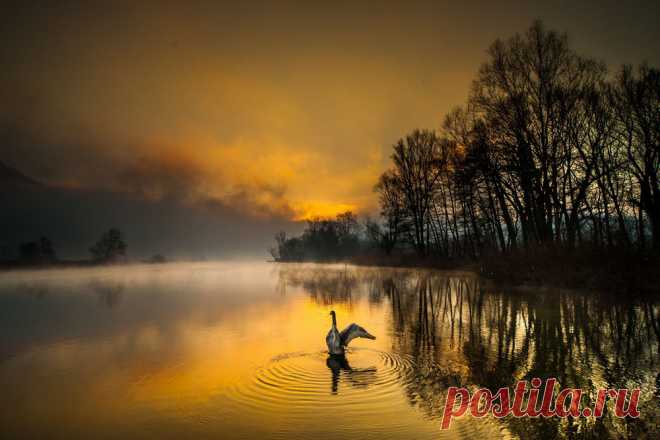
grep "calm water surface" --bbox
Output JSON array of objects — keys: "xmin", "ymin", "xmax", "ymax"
[{"xmin": 0, "ymin": 262, "xmax": 657, "ymax": 439}]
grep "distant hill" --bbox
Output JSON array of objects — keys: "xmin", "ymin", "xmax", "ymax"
[{"xmin": 0, "ymin": 160, "xmax": 41, "ymax": 187}]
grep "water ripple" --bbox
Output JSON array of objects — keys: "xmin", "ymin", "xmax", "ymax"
[{"xmin": 224, "ymin": 348, "xmax": 416, "ymax": 419}]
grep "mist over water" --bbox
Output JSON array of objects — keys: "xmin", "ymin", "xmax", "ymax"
[{"xmin": 0, "ymin": 262, "xmax": 657, "ymax": 439}]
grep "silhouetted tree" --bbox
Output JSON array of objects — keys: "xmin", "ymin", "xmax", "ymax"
[
  {"xmin": 470, "ymin": 20, "xmax": 607, "ymax": 247},
  {"xmin": 372, "ymin": 20, "xmax": 658, "ymax": 259},
  {"xmin": 610, "ymin": 64, "xmax": 660, "ymax": 250},
  {"xmin": 373, "ymin": 170, "xmax": 407, "ymax": 254},
  {"xmin": 271, "ymin": 212, "xmax": 362, "ymax": 261},
  {"xmin": 390, "ymin": 129, "xmax": 445, "ymax": 256},
  {"xmin": 89, "ymin": 228, "xmax": 127, "ymax": 263},
  {"xmin": 18, "ymin": 236, "xmax": 57, "ymax": 264}
]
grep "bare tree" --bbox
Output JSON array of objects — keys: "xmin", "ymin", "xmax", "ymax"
[
  {"xmin": 610, "ymin": 64, "xmax": 660, "ymax": 250},
  {"xmin": 389, "ymin": 129, "xmax": 445, "ymax": 256},
  {"xmin": 89, "ymin": 228, "xmax": 127, "ymax": 263}
]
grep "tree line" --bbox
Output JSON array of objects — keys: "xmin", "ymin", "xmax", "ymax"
[
  {"xmin": 274, "ymin": 21, "xmax": 658, "ymax": 262},
  {"xmin": 12, "ymin": 228, "xmax": 128, "ymax": 265},
  {"xmin": 270, "ymin": 212, "xmax": 361, "ymax": 261}
]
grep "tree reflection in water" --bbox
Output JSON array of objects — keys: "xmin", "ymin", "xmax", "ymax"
[
  {"xmin": 279, "ymin": 265, "xmax": 659, "ymax": 439},
  {"xmin": 89, "ymin": 279, "xmax": 125, "ymax": 308}
]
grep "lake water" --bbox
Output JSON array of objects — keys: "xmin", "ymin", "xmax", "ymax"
[{"xmin": 0, "ymin": 262, "xmax": 657, "ymax": 439}]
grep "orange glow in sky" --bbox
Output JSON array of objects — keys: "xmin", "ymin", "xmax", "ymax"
[{"xmin": 3, "ymin": 3, "xmax": 657, "ymax": 221}]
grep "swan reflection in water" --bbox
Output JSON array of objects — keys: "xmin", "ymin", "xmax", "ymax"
[{"xmin": 326, "ymin": 353, "xmax": 377, "ymax": 394}]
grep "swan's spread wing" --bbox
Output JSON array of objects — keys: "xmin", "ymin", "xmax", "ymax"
[
  {"xmin": 339, "ymin": 323, "xmax": 358, "ymax": 345},
  {"xmin": 340, "ymin": 323, "xmax": 376, "ymax": 346}
]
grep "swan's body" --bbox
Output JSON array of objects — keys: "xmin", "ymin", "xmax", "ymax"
[
  {"xmin": 326, "ymin": 310, "xmax": 376, "ymax": 355},
  {"xmin": 326, "ymin": 311, "xmax": 343, "ymax": 355}
]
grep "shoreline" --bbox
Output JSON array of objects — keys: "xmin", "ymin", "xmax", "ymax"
[
  {"xmin": 274, "ymin": 249, "xmax": 660, "ymax": 297},
  {"xmin": 2, "ymin": 252, "xmax": 658, "ymax": 296}
]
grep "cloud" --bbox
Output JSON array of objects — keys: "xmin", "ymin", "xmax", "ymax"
[{"xmin": 0, "ymin": 126, "xmax": 382, "ymax": 221}]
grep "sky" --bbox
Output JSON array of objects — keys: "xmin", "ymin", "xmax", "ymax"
[{"xmin": 1, "ymin": 1, "xmax": 659, "ymax": 256}]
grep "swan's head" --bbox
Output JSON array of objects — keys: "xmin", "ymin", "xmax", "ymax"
[{"xmin": 329, "ymin": 310, "xmax": 338, "ymax": 325}]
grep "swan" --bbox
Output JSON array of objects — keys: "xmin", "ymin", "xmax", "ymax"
[{"xmin": 326, "ymin": 310, "xmax": 376, "ymax": 355}]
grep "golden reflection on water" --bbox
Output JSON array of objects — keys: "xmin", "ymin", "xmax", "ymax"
[{"xmin": 0, "ymin": 262, "xmax": 657, "ymax": 439}]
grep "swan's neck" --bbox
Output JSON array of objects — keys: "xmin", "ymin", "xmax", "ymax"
[{"xmin": 331, "ymin": 313, "xmax": 337, "ymax": 328}]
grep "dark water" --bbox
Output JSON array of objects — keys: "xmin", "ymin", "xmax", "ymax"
[{"xmin": 0, "ymin": 262, "xmax": 657, "ymax": 439}]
